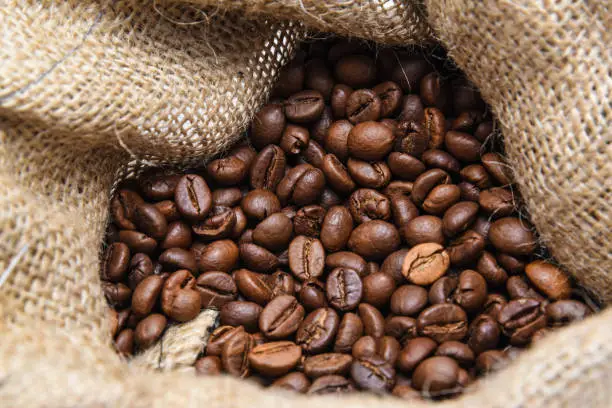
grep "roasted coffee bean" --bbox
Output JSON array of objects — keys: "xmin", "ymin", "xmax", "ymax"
[
  {"xmin": 476, "ymin": 251, "xmax": 509, "ymax": 287},
  {"xmin": 435, "ymin": 341, "xmax": 474, "ymax": 368},
  {"xmin": 198, "ymin": 240, "xmax": 239, "ymax": 273},
  {"xmin": 483, "ymin": 294, "xmax": 507, "ymax": 321},
  {"xmin": 140, "ymin": 173, "xmax": 181, "ymax": 201},
  {"xmin": 301, "ymin": 139, "xmax": 326, "ymax": 168},
  {"xmin": 385, "ymin": 180, "xmax": 414, "ymax": 196},
  {"xmin": 321, "ymin": 153, "xmax": 356, "ymax": 195},
  {"xmin": 546, "ymin": 300, "xmax": 591, "ymax": 327},
  {"xmin": 423, "ymin": 107, "xmax": 447, "ymax": 149},
  {"xmin": 259, "ymin": 295, "xmax": 305, "ymax": 339},
  {"xmin": 296, "ymin": 307, "xmax": 340, "ymax": 353},
  {"xmin": 390, "ymin": 194, "xmax": 420, "ymax": 234},
  {"xmin": 460, "ymin": 164, "xmax": 491, "ymax": 189},
  {"xmin": 497, "ymin": 253, "xmax": 527, "ymax": 275},
  {"xmin": 268, "ymin": 270, "xmax": 295, "ymax": 298},
  {"xmin": 352, "ymin": 336, "xmax": 377, "ymax": 359},
  {"xmin": 102, "ymin": 282, "xmax": 132, "ymax": 308},
  {"xmin": 417, "ymin": 304, "xmax": 468, "ymax": 343},
  {"xmin": 347, "ymin": 159, "xmax": 391, "ymax": 189},
  {"xmin": 365, "ymin": 261, "xmax": 380, "ymax": 275},
  {"xmin": 385, "ymin": 316, "xmax": 418, "ymax": 346},
  {"xmin": 277, "ymin": 164, "xmax": 326, "ymax": 206},
  {"xmin": 320, "ymin": 206, "xmax": 353, "ymax": 252},
  {"xmin": 376, "ymin": 336, "xmax": 401, "ymax": 365},
  {"xmin": 453, "ymin": 270, "xmax": 488, "ymax": 313},
  {"xmin": 304, "ymin": 353, "xmax": 353, "ymax": 378},
  {"xmin": 154, "ymin": 200, "xmax": 180, "ymax": 222},
  {"xmin": 271, "ymin": 372, "xmax": 311, "ymax": 393},
  {"xmin": 161, "ymin": 270, "xmax": 201, "ymax": 322},
  {"xmin": 458, "ymin": 182, "xmax": 480, "ymax": 202},
  {"xmin": 507, "ymin": 276, "xmax": 545, "ymax": 301},
  {"xmin": 305, "ymin": 59, "xmax": 334, "ymax": 100},
  {"xmin": 394, "ymin": 120, "xmax": 429, "ymax": 157},
  {"xmin": 250, "ymin": 104, "xmax": 286, "ymax": 149},
  {"xmin": 422, "ymin": 184, "xmax": 461, "ymax": 215},
  {"xmin": 411, "ymin": 169, "xmax": 451, "ymax": 206},
  {"xmin": 349, "ymin": 189, "xmax": 391, "ymax": 224},
  {"xmin": 346, "ymin": 89, "xmax": 381, "ymax": 124},
  {"xmin": 348, "ymin": 220, "xmax": 400, "ymax": 261},
  {"xmin": 362, "ymin": 273, "xmax": 396, "ymax": 308},
  {"xmin": 326, "ymin": 268, "xmax": 363, "ymax": 311},
  {"xmin": 132, "ymin": 203, "xmax": 168, "ymax": 240},
  {"xmin": 404, "ymin": 215, "xmax": 445, "ymax": 246},
  {"xmin": 252, "ymin": 213, "xmax": 293, "ymax": 251},
  {"xmin": 467, "ymin": 314, "xmax": 500, "ymax": 354},
  {"xmin": 326, "ymin": 251, "xmax": 367, "ymax": 277},
  {"xmin": 359, "ymin": 303, "xmax": 385, "ymax": 338},
  {"xmin": 115, "ymin": 328, "xmax": 135, "ymax": 356},
  {"xmin": 160, "ymin": 221, "xmax": 192, "ymax": 249},
  {"xmin": 299, "ymin": 279, "xmax": 328, "ymax": 310},
  {"xmin": 249, "ymin": 341, "xmax": 302, "ymax": 376},
  {"xmin": 396, "ymin": 337, "xmax": 437, "ymax": 373},
  {"xmin": 498, "ymin": 298, "xmax": 547, "ymax": 345},
  {"xmin": 481, "ymin": 152, "xmax": 512, "ymax": 186},
  {"xmin": 231, "ymin": 207, "xmax": 247, "ymax": 240},
  {"xmin": 351, "ymin": 355, "xmax": 395, "ymax": 392},
  {"xmin": 307, "ymin": 375, "xmax": 355, "ymax": 394},
  {"xmin": 475, "ymin": 350, "xmax": 508, "ymax": 374},
  {"xmin": 233, "ymin": 269, "xmax": 273, "ymax": 305},
  {"xmin": 285, "ymin": 90, "xmax": 325, "ymax": 123},
  {"xmin": 175, "ymin": 174, "xmax": 212, "ymax": 221},
  {"xmin": 134, "ymin": 313, "xmax": 167, "ymax": 348},
  {"xmin": 525, "ymin": 260, "xmax": 572, "ymax": 300},
  {"xmin": 428, "ymin": 276, "xmax": 458, "ymax": 304},
  {"xmin": 422, "ymin": 149, "xmax": 461, "ymax": 174},
  {"xmin": 288, "ymin": 236, "xmax": 326, "ymax": 282},
  {"xmin": 325, "ymin": 120, "xmax": 353, "ymax": 161},
  {"xmin": 222, "ymin": 330, "xmax": 254, "ymax": 378},
  {"xmin": 132, "ymin": 275, "xmax": 164, "ymax": 316},
  {"xmin": 391, "ymin": 57, "xmax": 432, "ymax": 93},
  {"xmin": 239, "ymin": 243, "xmax": 279, "ymax": 273},
  {"xmin": 399, "ymin": 94, "xmax": 425, "ymax": 122},
  {"xmin": 387, "ymin": 152, "xmax": 426, "ymax": 181},
  {"xmin": 402, "ymin": 243, "xmax": 450, "ymax": 285},
  {"xmin": 207, "ymin": 155, "xmax": 249, "ymax": 186},
  {"xmin": 421, "ymin": 72, "xmax": 449, "ymax": 111},
  {"xmin": 489, "ymin": 217, "xmax": 537, "ymax": 256},
  {"xmin": 334, "ymin": 313, "xmax": 364, "ymax": 353},
  {"xmin": 196, "ymin": 271, "xmax": 237, "ymax": 308},
  {"xmin": 392, "ymin": 385, "xmax": 421, "ymax": 400},
  {"xmin": 192, "ymin": 206, "xmax": 236, "ymax": 240},
  {"xmin": 241, "ymin": 189, "xmax": 281, "ymax": 221},
  {"xmin": 391, "ymin": 285, "xmax": 428, "ymax": 317},
  {"xmin": 293, "ymin": 205, "xmax": 326, "ymax": 237},
  {"xmin": 380, "ymin": 249, "xmax": 408, "ymax": 284},
  {"xmin": 447, "ymin": 230, "xmax": 486, "ymax": 266},
  {"xmin": 250, "ymin": 145, "xmax": 287, "ymax": 191},
  {"xmin": 220, "ymin": 301, "xmax": 263, "ymax": 333},
  {"xmin": 158, "ymin": 248, "xmax": 197, "ymax": 272},
  {"xmin": 206, "ymin": 326, "xmax": 245, "ymax": 356},
  {"xmin": 443, "ymin": 201, "xmax": 480, "ymax": 237},
  {"xmin": 479, "ymin": 188, "xmax": 514, "ymax": 217},
  {"xmin": 111, "ymin": 189, "xmax": 144, "ymax": 230},
  {"xmin": 373, "ymin": 81, "xmax": 402, "ymax": 117},
  {"xmin": 335, "ymin": 55, "xmax": 376, "ymax": 88},
  {"xmin": 445, "ymin": 131, "xmax": 482, "ymax": 162},
  {"xmin": 347, "ymin": 121, "xmax": 395, "ymax": 161},
  {"xmin": 331, "ymin": 84, "xmax": 353, "ymax": 118},
  {"xmin": 103, "ymin": 242, "xmax": 131, "ymax": 282},
  {"xmin": 412, "ymin": 356, "xmax": 460, "ymax": 393},
  {"xmin": 195, "ymin": 356, "xmax": 223, "ymax": 376},
  {"xmin": 231, "ymin": 145, "xmax": 257, "ymax": 169},
  {"xmin": 280, "ymin": 124, "xmax": 310, "ymax": 155}
]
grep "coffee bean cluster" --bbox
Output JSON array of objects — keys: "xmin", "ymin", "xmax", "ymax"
[{"xmin": 102, "ymin": 39, "xmax": 594, "ymax": 400}]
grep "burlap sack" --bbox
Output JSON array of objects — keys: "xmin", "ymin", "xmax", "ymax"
[{"xmin": 1, "ymin": 0, "xmax": 610, "ymax": 406}]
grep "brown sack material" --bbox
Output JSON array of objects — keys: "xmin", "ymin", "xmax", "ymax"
[{"xmin": 1, "ymin": 0, "xmax": 611, "ymax": 407}]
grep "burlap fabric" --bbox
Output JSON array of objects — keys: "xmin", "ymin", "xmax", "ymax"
[{"xmin": 1, "ymin": 0, "xmax": 610, "ymax": 406}]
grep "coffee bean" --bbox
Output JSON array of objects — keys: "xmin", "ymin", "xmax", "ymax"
[
  {"xmin": 220, "ymin": 301, "xmax": 263, "ymax": 333},
  {"xmin": 250, "ymin": 104, "xmax": 286, "ymax": 149},
  {"xmin": 358, "ymin": 303, "xmax": 385, "ymax": 338},
  {"xmin": 399, "ymin": 94, "xmax": 425, "ymax": 122},
  {"xmin": 483, "ymin": 294, "xmax": 507, "ymax": 321},
  {"xmin": 187, "ymin": 241, "xmax": 229, "ymax": 273},
  {"xmin": 331, "ymin": 84, "xmax": 353, "ymax": 118},
  {"xmin": 132, "ymin": 275, "xmax": 164, "ymax": 317},
  {"xmin": 293, "ymin": 205, "xmax": 326, "ymax": 237},
  {"xmin": 252, "ymin": 213, "xmax": 293, "ymax": 251},
  {"xmin": 475, "ymin": 350, "xmax": 508, "ymax": 374},
  {"xmin": 271, "ymin": 372, "xmax": 311, "ymax": 393},
  {"xmin": 154, "ymin": 200, "xmax": 180, "ymax": 222},
  {"xmin": 435, "ymin": 341, "xmax": 474, "ymax": 368},
  {"xmin": 391, "ymin": 285, "xmax": 428, "ymax": 316},
  {"xmin": 289, "ymin": 236, "xmax": 325, "ymax": 281},
  {"xmin": 285, "ymin": 90, "xmax": 325, "ymax": 123},
  {"xmin": 296, "ymin": 307, "xmax": 340, "ymax": 353},
  {"xmin": 392, "ymin": 385, "xmax": 421, "ymax": 400},
  {"xmin": 334, "ymin": 313, "xmax": 364, "ymax": 353},
  {"xmin": 385, "ymin": 316, "xmax": 417, "ymax": 346},
  {"xmin": 498, "ymin": 298, "xmax": 546, "ymax": 345},
  {"xmin": 396, "ymin": 337, "xmax": 437, "ymax": 373},
  {"xmin": 102, "ymin": 282, "xmax": 132, "ymax": 308},
  {"xmin": 362, "ymin": 273, "xmax": 396, "ymax": 308},
  {"xmin": 140, "ymin": 173, "xmax": 180, "ymax": 201},
  {"xmin": 423, "ymin": 184, "xmax": 461, "ymax": 215},
  {"xmin": 525, "ymin": 260, "xmax": 572, "ymax": 300},
  {"xmin": 476, "ymin": 251, "xmax": 508, "ymax": 287},
  {"xmin": 380, "ymin": 249, "xmax": 408, "ymax": 284},
  {"xmin": 222, "ymin": 330, "xmax": 254, "ymax": 378},
  {"xmin": 304, "ymin": 353, "xmax": 353, "ymax": 378},
  {"xmin": 422, "ymin": 149, "xmax": 461, "ymax": 174},
  {"xmin": 391, "ymin": 57, "xmax": 432, "ymax": 93},
  {"xmin": 460, "ymin": 164, "xmax": 492, "ymax": 189},
  {"xmin": 195, "ymin": 356, "xmax": 223, "ymax": 376},
  {"xmin": 373, "ymin": 81, "xmax": 402, "ymax": 117},
  {"xmin": 423, "ymin": 107, "xmax": 447, "ymax": 149},
  {"xmin": 479, "ymin": 187, "xmax": 514, "ymax": 218},
  {"xmin": 325, "ymin": 120, "xmax": 353, "ymax": 161},
  {"xmin": 241, "ymin": 189, "xmax": 281, "ymax": 221},
  {"xmin": 348, "ymin": 220, "xmax": 400, "ymax": 261},
  {"xmin": 546, "ymin": 300, "xmax": 591, "ymax": 326},
  {"xmin": 233, "ymin": 269, "xmax": 273, "ymax": 305},
  {"xmin": 301, "ymin": 140, "xmax": 326, "ymax": 169},
  {"xmin": 376, "ymin": 336, "xmax": 401, "ymax": 365},
  {"xmin": 335, "ymin": 55, "xmax": 376, "ymax": 88},
  {"xmin": 467, "ymin": 314, "xmax": 500, "ymax": 354},
  {"xmin": 347, "ymin": 158, "xmax": 391, "ymax": 189},
  {"xmin": 307, "ymin": 375, "xmax": 355, "ymax": 394},
  {"xmin": 161, "ymin": 270, "xmax": 201, "ymax": 322},
  {"xmin": 453, "ymin": 270, "xmax": 488, "ymax": 312},
  {"xmin": 497, "ymin": 252, "xmax": 527, "ymax": 275},
  {"xmin": 259, "ymin": 295, "xmax": 305, "ymax": 339},
  {"xmin": 126, "ymin": 253, "xmax": 152, "ymax": 290},
  {"xmin": 103, "ymin": 242, "xmax": 131, "ymax": 282},
  {"xmin": 239, "ymin": 243, "xmax": 279, "ymax": 273},
  {"xmin": 402, "ymin": 243, "xmax": 450, "ymax": 285},
  {"xmin": 115, "ymin": 328, "xmax": 135, "ymax": 356},
  {"xmin": 349, "ymin": 189, "xmax": 391, "ymax": 224},
  {"xmin": 159, "ymin": 248, "xmax": 197, "ymax": 272},
  {"xmin": 403, "ymin": 215, "xmax": 445, "ymax": 247},
  {"xmin": 305, "ymin": 59, "xmax": 334, "ymax": 101},
  {"xmin": 387, "ymin": 152, "xmax": 426, "ymax": 181},
  {"xmin": 412, "ymin": 356, "xmax": 460, "ymax": 393},
  {"xmin": 110, "ymin": 189, "xmax": 143, "ymax": 230},
  {"xmin": 319, "ymin": 206, "xmax": 353, "ymax": 252},
  {"xmin": 411, "ymin": 169, "xmax": 451, "ymax": 206},
  {"xmin": 132, "ymin": 203, "xmax": 168, "ymax": 240},
  {"xmin": 206, "ymin": 325, "xmax": 245, "ymax": 356},
  {"xmin": 160, "ymin": 221, "xmax": 192, "ymax": 249},
  {"xmin": 346, "ymin": 89, "xmax": 381, "ymax": 124},
  {"xmin": 458, "ymin": 181, "xmax": 480, "ymax": 202},
  {"xmin": 175, "ymin": 175, "xmax": 212, "ymax": 221},
  {"xmin": 395, "ymin": 120, "xmax": 430, "ymax": 158},
  {"xmin": 277, "ymin": 164, "xmax": 326, "ymax": 206},
  {"xmin": 326, "ymin": 251, "xmax": 367, "ymax": 277},
  {"xmin": 196, "ymin": 271, "xmax": 237, "ymax": 308},
  {"xmin": 417, "ymin": 304, "xmax": 468, "ymax": 342},
  {"xmin": 352, "ymin": 336, "xmax": 377, "ymax": 359},
  {"xmin": 347, "ymin": 121, "xmax": 395, "ymax": 161},
  {"xmin": 481, "ymin": 152, "xmax": 512, "ymax": 186},
  {"xmin": 280, "ymin": 124, "xmax": 310, "ymax": 155},
  {"xmin": 390, "ymin": 194, "xmax": 419, "ymax": 235},
  {"xmin": 507, "ymin": 276, "xmax": 544, "ymax": 301},
  {"xmin": 443, "ymin": 201, "xmax": 480, "ymax": 237},
  {"xmin": 421, "ymin": 72, "xmax": 449, "ymax": 111},
  {"xmin": 326, "ymin": 268, "xmax": 363, "ymax": 311},
  {"xmin": 445, "ymin": 131, "xmax": 482, "ymax": 162},
  {"xmin": 447, "ymin": 230, "xmax": 486, "ymax": 265},
  {"xmin": 250, "ymin": 145, "xmax": 287, "ymax": 191},
  {"xmin": 249, "ymin": 341, "xmax": 302, "ymax": 376},
  {"xmin": 321, "ymin": 153, "xmax": 356, "ymax": 195},
  {"xmin": 350, "ymin": 355, "xmax": 395, "ymax": 392},
  {"xmin": 207, "ymin": 155, "xmax": 249, "ymax": 187},
  {"xmin": 134, "ymin": 313, "xmax": 167, "ymax": 348},
  {"xmin": 489, "ymin": 217, "xmax": 536, "ymax": 256}
]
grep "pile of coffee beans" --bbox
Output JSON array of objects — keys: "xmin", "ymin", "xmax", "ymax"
[{"xmin": 102, "ymin": 39, "xmax": 595, "ymax": 399}]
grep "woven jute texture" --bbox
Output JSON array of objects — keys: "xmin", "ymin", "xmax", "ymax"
[{"xmin": 1, "ymin": 0, "xmax": 611, "ymax": 406}]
